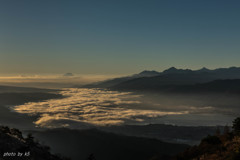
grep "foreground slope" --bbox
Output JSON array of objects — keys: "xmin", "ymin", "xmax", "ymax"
[
  {"xmin": 0, "ymin": 126, "xmax": 68, "ymax": 160},
  {"xmin": 31, "ymin": 128, "xmax": 189, "ymax": 160},
  {"xmin": 150, "ymin": 117, "xmax": 240, "ymax": 160}
]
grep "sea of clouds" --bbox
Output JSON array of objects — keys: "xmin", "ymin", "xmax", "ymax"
[{"xmin": 13, "ymin": 88, "xmax": 189, "ymax": 128}]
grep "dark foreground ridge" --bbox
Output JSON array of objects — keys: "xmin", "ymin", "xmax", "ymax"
[
  {"xmin": 151, "ymin": 117, "xmax": 240, "ymax": 160},
  {"xmin": 31, "ymin": 128, "xmax": 189, "ymax": 160},
  {"xmin": 0, "ymin": 126, "xmax": 69, "ymax": 160}
]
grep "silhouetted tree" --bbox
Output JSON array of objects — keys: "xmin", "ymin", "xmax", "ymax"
[
  {"xmin": 26, "ymin": 133, "xmax": 34, "ymax": 145},
  {"xmin": 232, "ymin": 117, "xmax": 240, "ymax": 135},
  {"xmin": 10, "ymin": 128, "xmax": 23, "ymax": 139}
]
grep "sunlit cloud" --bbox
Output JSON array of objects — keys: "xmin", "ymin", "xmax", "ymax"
[{"xmin": 13, "ymin": 88, "xmax": 188, "ymax": 128}]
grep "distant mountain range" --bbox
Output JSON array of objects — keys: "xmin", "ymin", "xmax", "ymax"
[
  {"xmin": 82, "ymin": 67, "xmax": 240, "ymax": 94},
  {"xmin": 82, "ymin": 70, "xmax": 160, "ymax": 88}
]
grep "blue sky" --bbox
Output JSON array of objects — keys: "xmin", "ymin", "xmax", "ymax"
[{"xmin": 1, "ymin": 0, "xmax": 240, "ymax": 75}]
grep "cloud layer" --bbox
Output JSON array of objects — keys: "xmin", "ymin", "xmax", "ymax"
[{"xmin": 13, "ymin": 88, "xmax": 188, "ymax": 128}]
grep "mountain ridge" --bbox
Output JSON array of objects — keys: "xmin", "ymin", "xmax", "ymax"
[{"xmin": 82, "ymin": 66, "xmax": 240, "ymax": 89}]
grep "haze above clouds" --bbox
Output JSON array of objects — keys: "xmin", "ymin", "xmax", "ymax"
[{"xmin": 0, "ymin": 74, "xmax": 120, "ymax": 88}]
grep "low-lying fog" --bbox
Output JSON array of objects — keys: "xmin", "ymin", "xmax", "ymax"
[{"xmin": 12, "ymin": 88, "xmax": 237, "ymax": 128}]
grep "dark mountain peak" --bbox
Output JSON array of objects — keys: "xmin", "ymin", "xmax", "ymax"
[
  {"xmin": 165, "ymin": 67, "xmax": 177, "ymax": 71},
  {"xmin": 214, "ymin": 66, "xmax": 240, "ymax": 73},
  {"xmin": 200, "ymin": 67, "xmax": 208, "ymax": 70},
  {"xmin": 228, "ymin": 66, "xmax": 240, "ymax": 71},
  {"xmin": 163, "ymin": 67, "xmax": 193, "ymax": 74},
  {"xmin": 138, "ymin": 70, "xmax": 159, "ymax": 75},
  {"xmin": 133, "ymin": 70, "xmax": 160, "ymax": 78},
  {"xmin": 197, "ymin": 67, "xmax": 210, "ymax": 72},
  {"xmin": 163, "ymin": 67, "xmax": 178, "ymax": 73},
  {"xmin": 163, "ymin": 66, "xmax": 240, "ymax": 74}
]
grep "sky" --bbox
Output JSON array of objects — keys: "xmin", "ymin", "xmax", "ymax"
[{"xmin": 1, "ymin": 0, "xmax": 240, "ymax": 75}]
